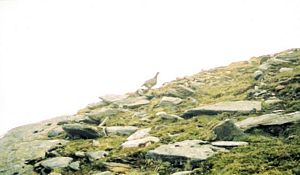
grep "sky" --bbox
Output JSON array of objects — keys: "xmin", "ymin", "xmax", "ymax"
[{"xmin": 0, "ymin": 0, "xmax": 300, "ymax": 136}]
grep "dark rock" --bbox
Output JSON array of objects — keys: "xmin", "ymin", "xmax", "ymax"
[
  {"xmin": 213, "ymin": 119, "xmax": 244, "ymax": 141},
  {"xmin": 253, "ymin": 70, "xmax": 264, "ymax": 80},
  {"xmin": 62, "ymin": 124, "xmax": 101, "ymax": 139}
]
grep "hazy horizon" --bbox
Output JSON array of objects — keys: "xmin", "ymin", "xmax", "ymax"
[{"xmin": 1, "ymin": 0, "xmax": 300, "ymax": 136}]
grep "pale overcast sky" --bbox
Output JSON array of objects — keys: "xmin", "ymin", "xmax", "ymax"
[{"xmin": 0, "ymin": 0, "xmax": 300, "ymax": 135}]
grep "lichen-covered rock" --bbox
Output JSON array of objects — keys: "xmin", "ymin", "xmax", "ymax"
[
  {"xmin": 182, "ymin": 101, "xmax": 261, "ymax": 118},
  {"xmin": 86, "ymin": 151, "xmax": 109, "ymax": 162},
  {"xmin": 127, "ymin": 128, "xmax": 151, "ymax": 141},
  {"xmin": 159, "ymin": 96, "xmax": 183, "ymax": 106},
  {"xmin": 87, "ymin": 107, "xmax": 120, "ymax": 122},
  {"xmin": 62, "ymin": 123, "xmax": 101, "ymax": 139},
  {"xmin": 156, "ymin": 112, "xmax": 183, "ymax": 122},
  {"xmin": 167, "ymin": 85, "xmax": 195, "ymax": 98},
  {"xmin": 122, "ymin": 136, "xmax": 160, "ymax": 148}
]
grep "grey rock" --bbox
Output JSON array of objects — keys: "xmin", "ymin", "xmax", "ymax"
[
  {"xmin": 235, "ymin": 111, "xmax": 300, "ymax": 131},
  {"xmin": 123, "ymin": 96, "xmax": 150, "ymax": 109},
  {"xmin": 62, "ymin": 124, "xmax": 101, "ymax": 139},
  {"xmin": 182, "ymin": 101, "xmax": 261, "ymax": 118},
  {"xmin": 167, "ymin": 85, "xmax": 195, "ymax": 98},
  {"xmin": 106, "ymin": 126, "xmax": 138, "ymax": 136},
  {"xmin": 86, "ymin": 151, "xmax": 109, "ymax": 162},
  {"xmin": 253, "ymin": 70, "xmax": 264, "ymax": 80},
  {"xmin": 48, "ymin": 129, "xmax": 63, "ymax": 138},
  {"xmin": 87, "ymin": 101, "xmax": 108, "ymax": 110},
  {"xmin": 40, "ymin": 157, "xmax": 73, "ymax": 169},
  {"xmin": 102, "ymin": 162, "xmax": 131, "ymax": 173},
  {"xmin": 69, "ymin": 161, "xmax": 80, "ymax": 171},
  {"xmin": 87, "ymin": 108, "xmax": 120, "ymax": 122},
  {"xmin": 171, "ymin": 171, "xmax": 193, "ymax": 175},
  {"xmin": 122, "ymin": 136, "xmax": 160, "ymax": 148},
  {"xmin": 211, "ymin": 141, "xmax": 249, "ymax": 147},
  {"xmin": 156, "ymin": 112, "xmax": 183, "ymax": 122},
  {"xmin": 159, "ymin": 96, "xmax": 183, "ymax": 106},
  {"xmin": 264, "ymin": 98, "xmax": 283, "ymax": 105},
  {"xmin": 213, "ymin": 119, "xmax": 244, "ymax": 141},
  {"xmin": 279, "ymin": 67, "xmax": 293, "ymax": 73},
  {"xmin": 127, "ymin": 128, "xmax": 151, "ymax": 141},
  {"xmin": 99, "ymin": 94, "xmax": 129, "ymax": 104},
  {"xmin": 147, "ymin": 140, "xmax": 226, "ymax": 165},
  {"xmin": 75, "ymin": 151, "xmax": 86, "ymax": 158}
]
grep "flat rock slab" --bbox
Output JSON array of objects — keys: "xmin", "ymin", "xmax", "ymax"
[
  {"xmin": 211, "ymin": 141, "xmax": 249, "ymax": 147},
  {"xmin": 62, "ymin": 124, "xmax": 101, "ymax": 139},
  {"xmin": 127, "ymin": 128, "xmax": 151, "ymax": 141},
  {"xmin": 99, "ymin": 94, "xmax": 129, "ymax": 104},
  {"xmin": 156, "ymin": 112, "xmax": 183, "ymax": 122},
  {"xmin": 167, "ymin": 85, "xmax": 195, "ymax": 99},
  {"xmin": 41, "ymin": 157, "xmax": 73, "ymax": 169},
  {"xmin": 122, "ymin": 96, "xmax": 150, "ymax": 109},
  {"xmin": 122, "ymin": 136, "xmax": 160, "ymax": 148},
  {"xmin": 171, "ymin": 171, "xmax": 193, "ymax": 175},
  {"xmin": 86, "ymin": 151, "xmax": 109, "ymax": 162},
  {"xmin": 182, "ymin": 101, "xmax": 261, "ymax": 118},
  {"xmin": 147, "ymin": 140, "xmax": 226, "ymax": 165},
  {"xmin": 106, "ymin": 126, "xmax": 138, "ymax": 136},
  {"xmin": 235, "ymin": 111, "xmax": 300, "ymax": 131}
]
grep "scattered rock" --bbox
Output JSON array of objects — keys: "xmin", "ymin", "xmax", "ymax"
[
  {"xmin": 147, "ymin": 140, "xmax": 226, "ymax": 166},
  {"xmin": 69, "ymin": 161, "xmax": 80, "ymax": 171},
  {"xmin": 167, "ymin": 85, "xmax": 195, "ymax": 98},
  {"xmin": 87, "ymin": 108, "xmax": 120, "ymax": 122},
  {"xmin": 235, "ymin": 112, "xmax": 300, "ymax": 133},
  {"xmin": 40, "ymin": 157, "xmax": 73, "ymax": 169},
  {"xmin": 156, "ymin": 112, "xmax": 183, "ymax": 122},
  {"xmin": 62, "ymin": 124, "xmax": 101, "ymax": 139},
  {"xmin": 123, "ymin": 96, "xmax": 151, "ymax": 109},
  {"xmin": 279, "ymin": 67, "xmax": 293, "ymax": 73},
  {"xmin": 213, "ymin": 119, "xmax": 244, "ymax": 141},
  {"xmin": 253, "ymin": 70, "xmax": 264, "ymax": 80},
  {"xmin": 86, "ymin": 151, "xmax": 109, "ymax": 162},
  {"xmin": 211, "ymin": 141, "xmax": 249, "ymax": 147},
  {"xmin": 92, "ymin": 171, "xmax": 114, "ymax": 175},
  {"xmin": 159, "ymin": 96, "xmax": 183, "ymax": 106},
  {"xmin": 122, "ymin": 136, "xmax": 160, "ymax": 148},
  {"xmin": 102, "ymin": 162, "xmax": 131, "ymax": 173},
  {"xmin": 127, "ymin": 128, "xmax": 151, "ymax": 141},
  {"xmin": 87, "ymin": 101, "xmax": 108, "ymax": 110},
  {"xmin": 182, "ymin": 101, "xmax": 261, "ymax": 118},
  {"xmin": 48, "ymin": 129, "xmax": 63, "ymax": 138},
  {"xmin": 171, "ymin": 171, "xmax": 193, "ymax": 175},
  {"xmin": 106, "ymin": 126, "xmax": 138, "ymax": 136},
  {"xmin": 75, "ymin": 151, "xmax": 85, "ymax": 158},
  {"xmin": 99, "ymin": 94, "xmax": 129, "ymax": 104},
  {"xmin": 264, "ymin": 98, "xmax": 283, "ymax": 105}
]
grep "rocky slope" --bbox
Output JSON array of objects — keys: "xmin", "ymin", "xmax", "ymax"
[{"xmin": 0, "ymin": 49, "xmax": 299, "ymax": 175}]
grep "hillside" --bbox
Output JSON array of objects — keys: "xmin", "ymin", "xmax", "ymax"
[{"xmin": 0, "ymin": 48, "xmax": 299, "ymax": 175}]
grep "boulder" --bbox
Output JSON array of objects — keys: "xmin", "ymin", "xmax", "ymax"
[
  {"xmin": 86, "ymin": 151, "xmax": 109, "ymax": 162},
  {"xmin": 167, "ymin": 85, "xmax": 195, "ymax": 98},
  {"xmin": 87, "ymin": 108, "xmax": 120, "ymax": 122},
  {"xmin": 147, "ymin": 140, "xmax": 227, "ymax": 165},
  {"xmin": 156, "ymin": 112, "xmax": 183, "ymax": 122},
  {"xmin": 122, "ymin": 136, "xmax": 160, "ymax": 148},
  {"xmin": 253, "ymin": 70, "xmax": 264, "ymax": 80},
  {"xmin": 211, "ymin": 141, "xmax": 248, "ymax": 147},
  {"xmin": 279, "ymin": 67, "xmax": 293, "ymax": 73},
  {"xmin": 182, "ymin": 101, "xmax": 261, "ymax": 118},
  {"xmin": 62, "ymin": 124, "xmax": 101, "ymax": 139},
  {"xmin": 40, "ymin": 157, "xmax": 73, "ymax": 169},
  {"xmin": 127, "ymin": 128, "xmax": 151, "ymax": 141},
  {"xmin": 122, "ymin": 96, "xmax": 150, "ymax": 109},
  {"xmin": 106, "ymin": 126, "xmax": 138, "ymax": 136},
  {"xmin": 87, "ymin": 101, "xmax": 108, "ymax": 110},
  {"xmin": 213, "ymin": 119, "xmax": 244, "ymax": 141},
  {"xmin": 159, "ymin": 96, "xmax": 183, "ymax": 106},
  {"xmin": 99, "ymin": 94, "xmax": 129, "ymax": 104},
  {"xmin": 235, "ymin": 111, "xmax": 300, "ymax": 132},
  {"xmin": 75, "ymin": 151, "xmax": 86, "ymax": 158}
]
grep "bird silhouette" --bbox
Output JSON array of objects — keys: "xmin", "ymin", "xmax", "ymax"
[{"xmin": 142, "ymin": 72, "xmax": 159, "ymax": 90}]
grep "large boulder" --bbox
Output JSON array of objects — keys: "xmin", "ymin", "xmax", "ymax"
[
  {"xmin": 62, "ymin": 124, "xmax": 101, "ymax": 139},
  {"xmin": 146, "ymin": 140, "xmax": 227, "ymax": 166},
  {"xmin": 235, "ymin": 111, "xmax": 300, "ymax": 133},
  {"xmin": 182, "ymin": 101, "xmax": 261, "ymax": 118},
  {"xmin": 87, "ymin": 107, "xmax": 120, "ymax": 122},
  {"xmin": 213, "ymin": 119, "xmax": 244, "ymax": 141}
]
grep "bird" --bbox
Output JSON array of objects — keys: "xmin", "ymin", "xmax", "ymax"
[{"xmin": 142, "ymin": 72, "xmax": 159, "ymax": 90}]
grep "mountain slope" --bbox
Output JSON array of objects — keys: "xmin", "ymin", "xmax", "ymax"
[{"xmin": 0, "ymin": 48, "xmax": 299, "ymax": 175}]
